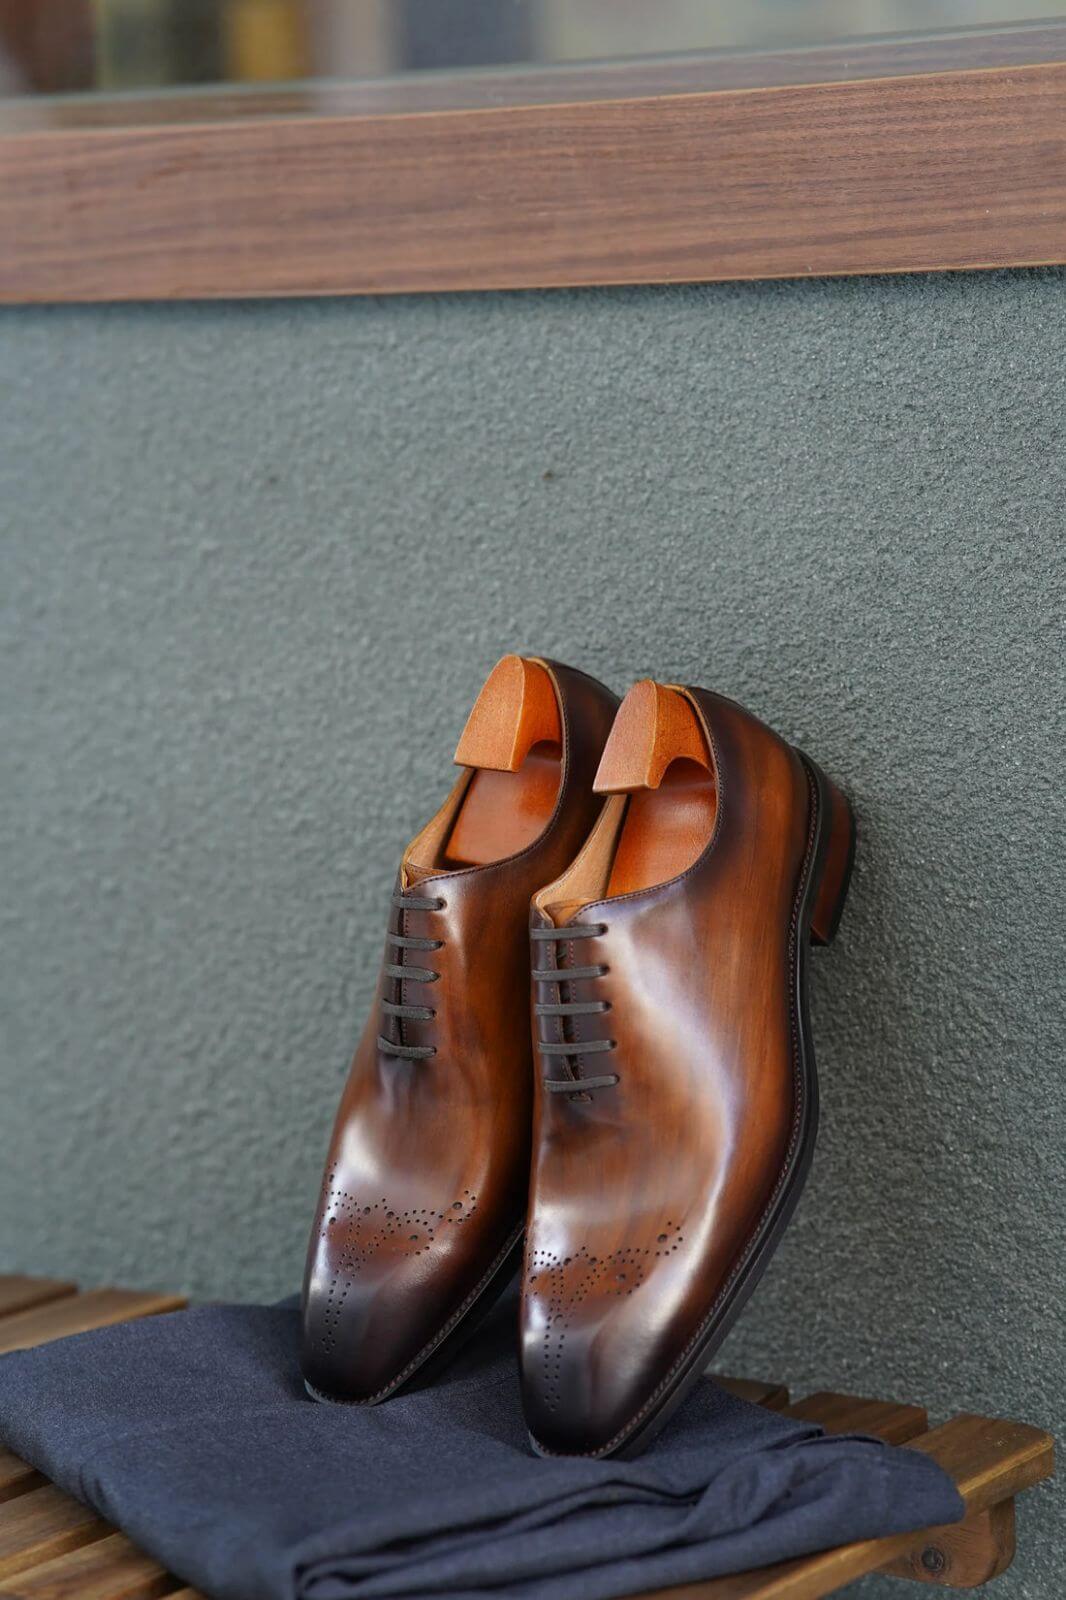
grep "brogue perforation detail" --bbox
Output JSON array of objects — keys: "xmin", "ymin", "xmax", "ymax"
[
  {"xmin": 526, "ymin": 1227, "xmax": 685, "ymax": 1413},
  {"xmin": 316, "ymin": 1173, "xmax": 477, "ymax": 1356}
]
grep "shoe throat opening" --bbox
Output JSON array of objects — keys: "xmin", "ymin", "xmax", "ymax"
[
  {"xmin": 403, "ymin": 655, "xmax": 564, "ymax": 881},
  {"xmin": 535, "ymin": 684, "xmax": 717, "ymax": 922}
]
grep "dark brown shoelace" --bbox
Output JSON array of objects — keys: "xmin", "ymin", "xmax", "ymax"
[
  {"xmin": 531, "ymin": 923, "xmax": 619, "ymax": 1093},
  {"xmin": 378, "ymin": 891, "xmax": 445, "ymax": 1059}
]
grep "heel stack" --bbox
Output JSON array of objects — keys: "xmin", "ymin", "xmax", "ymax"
[{"xmin": 809, "ymin": 771, "xmax": 856, "ymax": 946}]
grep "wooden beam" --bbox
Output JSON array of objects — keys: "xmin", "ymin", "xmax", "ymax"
[
  {"xmin": 785, "ymin": 1391, "xmax": 928, "ymax": 1446},
  {"xmin": 1, "ymin": 51, "xmax": 1065, "ymax": 301},
  {"xmin": 0, "ymin": 1290, "xmax": 186, "ymax": 1357},
  {"xmin": 0, "ymin": 1529, "xmax": 176, "ymax": 1600},
  {"xmin": 0, "ymin": 1280, "xmax": 77, "ymax": 1322},
  {"xmin": 879, "ymin": 1497, "xmax": 1016, "ymax": 1588},
  {"xmin": 0, "ymin": 1487, "xmax": 111, "ymax": 1582},
  {"xmin": 0, "ymin": 1450, "xmax": 44, "ymax": 1507}
]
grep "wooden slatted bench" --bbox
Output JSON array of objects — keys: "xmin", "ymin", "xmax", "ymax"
[{"xmin": 0, "ymin": 1275, "xmax": 1052, "ymax": 1599}]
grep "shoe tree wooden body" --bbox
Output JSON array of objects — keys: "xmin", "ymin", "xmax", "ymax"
[
  {"xmin": 453, "ymin": 655, "xmax": 561, "ymax": 774},
  {"xmin": 593, "ymin": 679, "xmax": 712, "ymax": 795},
  {"xmin": 594, "ymin": 679, "xmax": 717, "ymax": 896},
  {"xmin": 537, "ymin": 679, "xmax": 717, "ymax": 917},
  {"xmin": 405, "ymin": 655, "xmax": 564, "ymax": 877}
]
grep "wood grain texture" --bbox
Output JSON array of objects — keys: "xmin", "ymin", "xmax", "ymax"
[
  {"xmin": 786, "ymin": 1391, "xmax": 928, "ymax": 1446},
  {"xmin": 1, "ymin": 58, "xmax": 1065, "ymax": 301},
  {"xmin": 0, "ymin": 1291, "xmax": 186, "ymax": 1356},
  {"xmin": 0, "ymin": 1488, "xmax": 110, "ymax": 1582},
  {"xmin": 0, "ymin": 1282, "xmax": 77, "ymax": 1323},
  {"xmin": 908, "ymin": 1413, "xmax": 1054, "ymax": 1515},
  {"xmin": 0, "ymin": 1450, "xmax": 44, "ymax": 1507},
  {"xmin": 0, "ymin": 1530, "xmax": 175, "ymax": 1600},
  {"xmin": 879, "ymin": 1497, "xmax": 1016, "ymax": 1588}
]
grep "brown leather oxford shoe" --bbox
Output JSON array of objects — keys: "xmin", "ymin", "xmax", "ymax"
[
  {"xmin": 522, "ymin": 681, "xmax": 855, "ymax": 1457},
  {"xmin": 302, "ymin": 655, "xmax": 617, "ymax": 1404}
]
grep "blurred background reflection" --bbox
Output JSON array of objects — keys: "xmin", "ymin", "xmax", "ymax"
[{"xmin": 2, "ymin": 0, "xmax": 1066, "ymax": 98}]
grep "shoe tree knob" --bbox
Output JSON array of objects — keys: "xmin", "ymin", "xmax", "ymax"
[
  {"xmin": 593, "ymin": 679, "xmax": 711, "ymax": 793},
  {"xmin": 453, "ymin": 654, "xmax": 561, "ymax": 772}
]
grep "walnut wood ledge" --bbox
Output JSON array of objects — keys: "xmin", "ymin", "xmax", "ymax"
[
  {"xmin": 1, "ymin": 46, "xmax": 1066, "ymax": 301},
  {"xmin": 0, "ymin": 1273, "xmax": 1054, "ymax": 1600}
]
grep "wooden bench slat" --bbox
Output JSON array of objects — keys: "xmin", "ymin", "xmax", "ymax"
[
  {"xmin": 0, "ymin": 1448, "xmax": 43, "ymax": 1506},
  {"xmin": 715, "ymin": 1378, "xmax": 790, "ymax": 1412},
  {"xmin": 879, "ymin": 1497, "xmax": 1016, "ymax": 1589},
  {"xmin": 0, "ymin": 1487, "xmax": 111, "ymax": 1581},
  {"xmin": 907, "ymin": 1413, "xmax": 1054, "ymax": 1515},
  {"xmin": 630, "ymin": 1411, "xmax": 1054, "ymax": 1599},
  {"xmin": 0, "ymin": 1282, "xmax": 77, "ymax": 1324},
  {"xmin": 0, "ymin": 1292, "xmax": 186, "ymax": 1357},
  {"xmin": 786, "ymin": 1391, "xmax": 928, "ymax": 1446},
  {"xmin": 0, "ymin": 1530, "xmax": 176, "ymax": 1600}
]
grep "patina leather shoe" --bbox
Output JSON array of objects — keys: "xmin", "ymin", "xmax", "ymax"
[
  {"xmin": 302, "ymin": 655, "xmax": 617, "ymax": 1404},
  {"xmin": 522, "ymin": 680, "xmax": 855, "ymax": 1457}
]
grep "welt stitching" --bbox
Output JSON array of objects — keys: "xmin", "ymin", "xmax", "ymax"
[{"xmin": 531, "ymin": 750, "xmax": 817, "ymax": 1460}]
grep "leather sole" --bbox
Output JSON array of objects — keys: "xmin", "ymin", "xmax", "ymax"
[{"xmin": 530, "ymin": 750, "xmax": 856, "ymax": 1460}]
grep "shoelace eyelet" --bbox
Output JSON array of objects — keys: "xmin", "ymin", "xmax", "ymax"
[
  {"xmin": 378, "ymin": 891, "xmax": 446, "ymax": 1061},
  {"xmin": 531, "ymin": 922, "xmax": 619, "ymax": 1097}
]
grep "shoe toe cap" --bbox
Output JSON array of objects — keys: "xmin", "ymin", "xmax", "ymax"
[
  {"xmin": 301, "ymin": 1200, "xmax": 479, "ymax": 1402},
  {"xmin": 521, "ymin": 1291, "xmax": 674, "ymax": 1456},
  {"xmin": 301, "ymin": 1252, "xmax": 432, "ymax": 1401}
]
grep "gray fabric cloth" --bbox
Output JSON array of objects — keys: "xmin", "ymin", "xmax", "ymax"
[{"xmin": 0, "ymin": 1292, "xmax": 962, "ymax": 1600}]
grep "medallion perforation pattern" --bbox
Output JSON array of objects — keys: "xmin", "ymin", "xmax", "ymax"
[
  {"xmin": 526, "ymin": 1225, "xmax": 684, "ymax": 1413},
  {"xmin": 317, "ymin": 1169, "xmax": 478, "ymax": 1356}
]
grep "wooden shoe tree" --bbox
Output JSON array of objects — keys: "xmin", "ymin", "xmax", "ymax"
[
  {"xmin": 404, "ymin": 655, "xmax": 563, "ymax": 878},
  {"xmin": 535, "ymin": 680, "xmax": 716, "ymax": 920}
]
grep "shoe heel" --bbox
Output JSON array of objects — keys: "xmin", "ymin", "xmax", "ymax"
[{"xmin": 809, "ymin": 768, "xmax": 856, "ymax": 946}]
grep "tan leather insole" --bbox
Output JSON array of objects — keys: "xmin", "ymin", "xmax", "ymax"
[
  {"xmin": 440, "ymin": 743, "xmax": 562, "ymax": 868},
  {"xmin": 607, "ymin": 758, "xmax": 717, "ymax": 896}
]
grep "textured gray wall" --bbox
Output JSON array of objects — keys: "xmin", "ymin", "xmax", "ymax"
[{"xmin": 1, "ymin": 273, "xmax": 1063, "ymax": 1594}]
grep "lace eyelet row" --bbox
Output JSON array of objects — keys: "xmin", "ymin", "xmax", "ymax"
[
  {"xmin": 378, "ymin": 893, "xmax": 446, "ymax": 1060},
  {"xmin": 531, "ymin": 922, "xmax": 619, "ymax": 1097}
]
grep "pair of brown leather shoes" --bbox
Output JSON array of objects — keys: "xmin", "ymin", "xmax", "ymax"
[{"xmin": 301, "ymin": 655, "xmax": 855, "ymax": 1459}]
